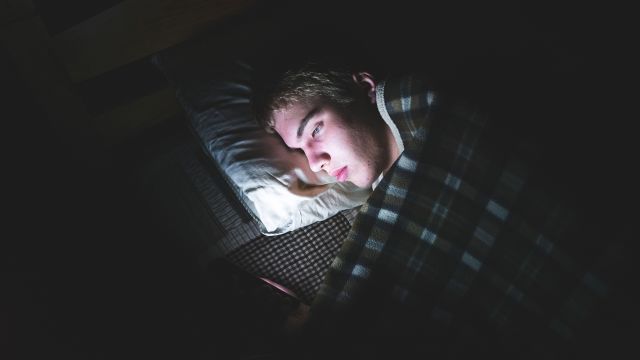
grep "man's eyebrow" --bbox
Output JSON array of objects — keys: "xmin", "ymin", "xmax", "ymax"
[{"xmin": 297, "ymin": 107, "xmax": 320, "ymax": 139}]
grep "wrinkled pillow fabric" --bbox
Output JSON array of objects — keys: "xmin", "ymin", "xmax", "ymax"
[{"xmin": 155, "ymin": 55, "xmax": 370, "ymax": 235}]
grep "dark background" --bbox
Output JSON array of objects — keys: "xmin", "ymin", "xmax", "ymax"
[{"xmin": 3, "ymin": 0, "xmax": 634, "ymax": 359}]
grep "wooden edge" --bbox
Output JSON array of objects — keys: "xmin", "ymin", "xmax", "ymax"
[
  {"xmin": 50, "ymin": 0, "xmax": 258, "ymax": 83},
  {"xmin": 1, "ymin": 0, "xmax": 35, "ymax": 26},
  {"xmin": 2, "ymin": 15, "xmax": 94, "ymax": 141},
  {"xmin": 94, "ymin": 86, "xmax": 182, "ymax": 146}
]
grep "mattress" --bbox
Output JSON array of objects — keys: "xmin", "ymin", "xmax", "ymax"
[{"xmin": 176, "ymin": 141, "xmax": 356, "ymax": 304}]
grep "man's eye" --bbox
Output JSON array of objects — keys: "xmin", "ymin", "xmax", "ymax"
[{"xmin": 312, "ymin": 123, "xmax": 322, "ymax": 138}]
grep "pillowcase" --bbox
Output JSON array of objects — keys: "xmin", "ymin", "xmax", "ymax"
[{"xmin": 152, "ymin": 32, "xmax": 370, "ymax": 235}]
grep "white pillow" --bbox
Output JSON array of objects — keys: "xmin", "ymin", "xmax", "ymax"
[{"xmin": 183, "ymin": 61, "xmax": 370, "ymax": 235}]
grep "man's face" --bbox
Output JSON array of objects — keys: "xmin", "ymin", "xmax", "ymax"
[{"xmin": 273, "ymin": 100, "xmax": 385, "ymax": 188}]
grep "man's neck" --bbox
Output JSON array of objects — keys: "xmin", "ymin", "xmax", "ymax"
[{"xmin": 383, "ymin": 123, "xmax": 401, "ymax": 175}]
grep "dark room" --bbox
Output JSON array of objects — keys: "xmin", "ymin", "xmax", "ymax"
[{"xmin": 3, "ymin": 0, "xmax": 636, "ymax": 359}]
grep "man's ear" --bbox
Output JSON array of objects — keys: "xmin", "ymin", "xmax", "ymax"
[{"xmin": 352, "ymin": 72, "xmax": 377, "ymax": 104}]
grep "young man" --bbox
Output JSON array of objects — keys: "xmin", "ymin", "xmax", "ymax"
[
  {"xmin": 253, "ymin": 62, "xmax": 633, "ymax": 359},
  {"xmin": 254, "ymin": 65, "xmax": 400, "ymax": 190}
]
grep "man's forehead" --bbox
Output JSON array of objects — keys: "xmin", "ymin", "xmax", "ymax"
[{"xmin": 272, "ymin": 103, "xmax": 309, "ymax": 146}]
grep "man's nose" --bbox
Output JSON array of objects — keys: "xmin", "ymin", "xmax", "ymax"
[{"xmin": 306, "ymin": 151, "xmax": 330, "ymax": 172}]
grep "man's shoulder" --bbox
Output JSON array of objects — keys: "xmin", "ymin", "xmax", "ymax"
[
  {"xmin": 381, "ymin": 73, "xmax": 435, "ymax": 104},
  {"xmin": 377, "ymin": 73, "xmax": 438, "ymax": 149}
]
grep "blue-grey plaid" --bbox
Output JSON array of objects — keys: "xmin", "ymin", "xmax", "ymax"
[{"xmin": 306, "ymin": 75, "xmax": 631, "ymax": 358}]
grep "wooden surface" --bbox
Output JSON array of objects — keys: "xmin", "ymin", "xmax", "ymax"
[
  {"xmin": 0, "ymin": 0, "xmax": 34, "ymax": 25},
  {"xmin": 2, "ymin": 0, "xmax": 264, "ymax": 149},
  {"xmin": 94, "ymin": 86, "xmax": 181, "ymax": 146},
  {"xmin": 2, "ymin": 15, "xmax": 95, "ymax": 141},
  {"xmin": 50, "ymin": 0, "xmax": 258, "ymax": 83}
]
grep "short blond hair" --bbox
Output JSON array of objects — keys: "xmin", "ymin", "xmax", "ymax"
[{"xmin": 252, "ymin": 61, "xmax": 367, "ymax": 133}]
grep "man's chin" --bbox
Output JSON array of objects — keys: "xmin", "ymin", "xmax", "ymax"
[{"xmin": 350, "ymin": 177, "xmax": 376, "ymax": 189}]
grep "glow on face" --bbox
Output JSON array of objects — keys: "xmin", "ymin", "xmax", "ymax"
[{"xmin": 273, "ymin": 101, "xmax": 383, "ymax": 188}]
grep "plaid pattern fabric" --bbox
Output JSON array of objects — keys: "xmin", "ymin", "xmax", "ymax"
[
  {"xmin": 308, "ymin": 75, "xmax": 630, "ymax": 358},
  {"xmin": 226, "ymin": 212, "xmax": 352, "ymax": 305}
]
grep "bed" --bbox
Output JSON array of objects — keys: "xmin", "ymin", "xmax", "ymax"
[
  {"xmin": 2, "ymin": 0, "xmax": 376, "ymax": 305},
  {"xmin": 4, "ymin": 1, "xmax": 633, "ymax": 358}
]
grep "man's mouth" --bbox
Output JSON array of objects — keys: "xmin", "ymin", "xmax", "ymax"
[{"xmin": 330, "ymin": 166, "xmax": 348, "ymax": 182}]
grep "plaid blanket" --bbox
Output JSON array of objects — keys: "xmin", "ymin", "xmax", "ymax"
[{"xmin": 306, "ymin": 75, "xmax": 632, "ymax": 358}]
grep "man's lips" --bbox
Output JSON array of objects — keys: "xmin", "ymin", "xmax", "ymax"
[{"xmin": 330, "ymin": 166, "xmax": 348, "ymax": 182}]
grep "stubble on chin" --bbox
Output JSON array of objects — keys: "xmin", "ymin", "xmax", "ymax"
[
  {"xmin": 350, "ymin": 131, "xmax": 387, "ymax": 188},
  {"xmin": 342, "ymin": 105, "xmax": 389, "ymax": 187}
]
